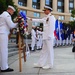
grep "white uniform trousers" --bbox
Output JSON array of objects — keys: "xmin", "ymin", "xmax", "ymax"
[
  {"xmin": 36, "ymin": 40, "xmax": 40, "ymax": 49},
  {"xmin": 53, "ymin": 38, "xmax": 56, "ymax": 46},
  {"xmin": 31, "ymin": 38, "xmax": 36, "ymax": 50},
  {"xmin": 62, "ymin": 40, "xmax": 65, "ymax": 45},
  {"xmin": 69, "ymin": 34, "xmax": 73, "ymax": 44},
  {"xmin": 37, "ymin": 39, "xmax": 54, "ymax": 67},
  {"xmin": 66, "ymin": 38, "xmax": 69, "ymax": 45},
  {"xmin": 59, "ymin": 37, "xmax": 62, "ymax": 46},
  {"xmin": 56, "ymin": 39, "xmax": 59, "ymax": 46},
  {"xmin": 0, "ymin": 33, "xmax": 8, "ymax": 70},
  {"xmin": 36, "ymin": 35, "xmax": 40, "ymax": 49},
  {"xmin": 39, "ymin": 38, "xmax": 43, "ymax": 49}
]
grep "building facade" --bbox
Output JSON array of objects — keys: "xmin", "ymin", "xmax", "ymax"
[{"xmin": 13, "ymin": 0, "xmax": 75, "ymax": 31}]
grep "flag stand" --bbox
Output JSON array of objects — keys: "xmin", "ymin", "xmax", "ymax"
[{"xmin": 18, "ymin": 31, "xmax": 26, "ymax": 72}]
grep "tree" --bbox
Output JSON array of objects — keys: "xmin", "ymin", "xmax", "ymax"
[
  {"xmin": 0, "ymin": 0, "xmax": 7, "ymax": 14},
  {"xmin": 5, "ymin": 0, "xmax": 14, "ymax": 6},
  {"xmin": 0, "ymin": 0, "xmax": 18, "ymax": 18},
  {"xmin": 68, "ymin": 9, "xmax": 75, "ymax": 29},
  {"xmin": 71, "ymin": 9, "xmax": 75, "ymax": 20}
]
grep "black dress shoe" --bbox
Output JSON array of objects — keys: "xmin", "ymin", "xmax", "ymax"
[
  {"xmin": 31, "ymin": 50, "xmax": 35, "ymax": 52},
  {"xmin": 1, "ymin": 68, "xmax": 14, "ymax": 72}
]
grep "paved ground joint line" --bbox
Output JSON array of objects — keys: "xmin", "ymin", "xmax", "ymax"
[{"xmin": 38, "ymin": 68, "xmax": 41, "ymax": 75}]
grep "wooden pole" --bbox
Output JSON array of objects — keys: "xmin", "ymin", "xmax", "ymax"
[
  {"xmin": 21, "ymin": 37, "xmax": 26, "ymax": 62},
  {"xmin": 18, "ymin": 32, "xmax": 22, "ymax": 72},
  {"xmin": 23, "ymin": 43, "xmax": 26, "ymax": 62},
  {"xmin": 18, "ymin": 31, "xmax": 26, "ymax": 72}
]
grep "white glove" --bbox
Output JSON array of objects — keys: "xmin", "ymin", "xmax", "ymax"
[{"xmin": 27, "ymin": 17, "xmax": 30, "ymax": 20}]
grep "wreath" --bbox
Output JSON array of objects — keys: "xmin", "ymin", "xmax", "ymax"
[{"xmin": 16, "ymin": 11, "xmax": 28, "ymax": 38}]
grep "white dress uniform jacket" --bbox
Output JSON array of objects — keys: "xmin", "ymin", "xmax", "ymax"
[
  {"xmin": 32, "ymin": 13, "xmax": 56, "ymax": 68},
  {"xmin": 0, "ymin": 11, "xmax": 17, "ymax": 70},
  {"xmin": 32, "ymin": 13, "xmax": 55, "ymax": 40},
  {"xmin": 0, "ymin": 11, "xmax": 17, "ymax": 34}
]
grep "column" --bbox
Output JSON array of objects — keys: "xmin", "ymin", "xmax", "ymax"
[
  {"xmin": 64, "ymin": 0, "xmax": 69, "ymax": 13},
  {"xmin": 53, "ymin": 0, "xmax": 57, "ymax": 12},
  {"xmin": 74, "ymin": 0, "xmax": 75, "ymax": 9},
  {"xmin": 27, "ymin": 0, "xmax": 32, "ymax": 8},
  {"xmin": 40, "ymin": 0, "xmax": 45, "ymax": 10}
]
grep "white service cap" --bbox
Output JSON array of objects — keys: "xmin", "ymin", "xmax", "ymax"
[
  {"xmin": 8, "ymin": 5, "xmax": 16, "ymax": 12},
  {"xmin": 43, "ymin": 6, "xmax": 53, "ymax": 11}
]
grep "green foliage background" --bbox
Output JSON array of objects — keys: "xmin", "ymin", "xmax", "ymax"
[
  {"xmin": 0, "ymin": 0, "xmax": 18, "ymax": 18},
  {"xmin": 64, "ymin": 9, "xmax": 75, "ymax": 30},
  {"xmin": 68, "ymin": 9, "xmax": 75, "ymax": 30}
]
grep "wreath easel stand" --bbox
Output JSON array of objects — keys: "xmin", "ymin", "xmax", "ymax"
[{"xmin": 18, "ymin": 31, "xmax": 26, "ymax": 72}]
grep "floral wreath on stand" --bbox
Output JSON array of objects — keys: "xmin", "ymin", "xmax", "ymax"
[
  {"xmin": 16, "ymin": 11, "xmax": 28, "ymax": 38},
  {"xmin": 15, "ymin": 11, "xmax": 30, "ymax": 58}
]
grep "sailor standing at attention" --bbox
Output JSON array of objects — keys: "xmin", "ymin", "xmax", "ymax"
[
  {"xmin": 29, "ymin": 6, "xmax": 56, "ymax": 69},
  {"xmin": 31, "ymin": 26, "xmax": 37, "ymax": 51}
]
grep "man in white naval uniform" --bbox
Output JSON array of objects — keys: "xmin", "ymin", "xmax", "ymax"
[
  {"xmin": 36, "ymin": 27, "xmax": 43, "ymax": 50},
  {"xmin": 30, "ymin": 6, "xmax": 56, "ymax": 69},
  {"xmin": 0, "ymin": 5, "xmax": 17, "ymax": 72},
  {"xmin": 31, "ymin": 26, "xmax": 37, "ymax": 51},
  {"xmin": 39, "ymin": 28, "xmax": 43, "ymax": 49},
  {"xmin": 36, "ymin": 27, "xmax": 41, "ymax": 50}
]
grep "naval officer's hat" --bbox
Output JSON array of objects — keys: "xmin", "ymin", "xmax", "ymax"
[
  {"xmin": 43, "ymin": 6, "xmax": 53, "ymax": 11},
  {"xmin": 8, "ymin": 5, "xmax": 16, "ymax": 12}
]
